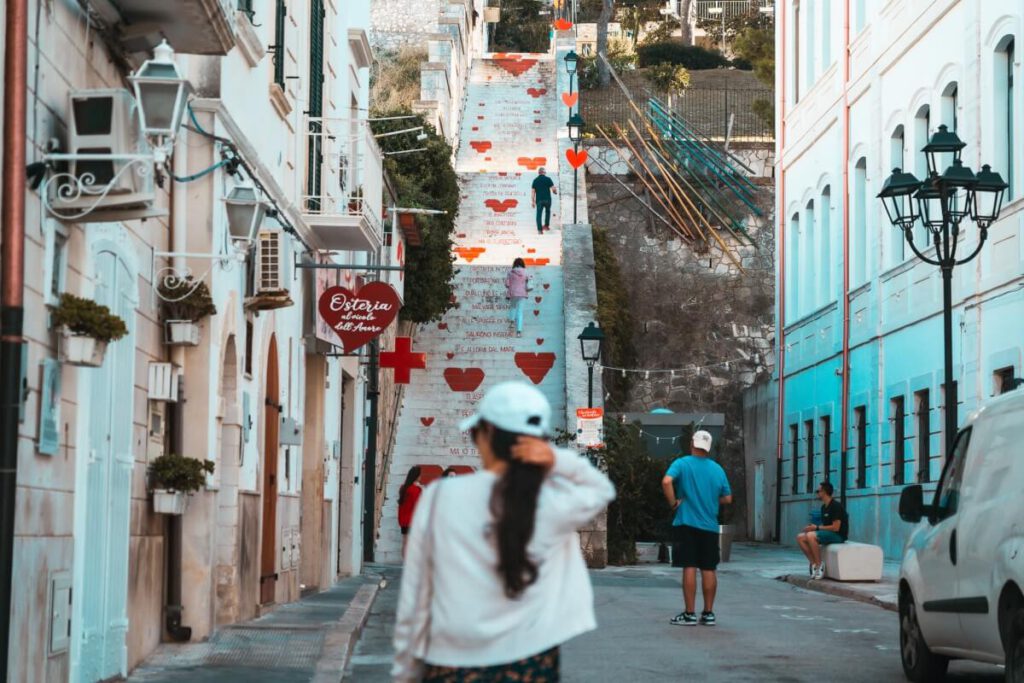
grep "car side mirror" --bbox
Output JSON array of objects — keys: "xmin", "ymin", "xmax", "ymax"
[{"xmin": 898, "ymin": 484, "xmax": 925, "ymax": 523}]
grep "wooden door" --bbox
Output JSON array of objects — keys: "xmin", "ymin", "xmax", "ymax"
[{"xmin": 260, "ymin": 335, "xmax": 280, "ymax": 605}]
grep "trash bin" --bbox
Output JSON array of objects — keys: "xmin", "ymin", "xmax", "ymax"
[{"xmin": 718, "ymin": 524, "xmax": 735, "ymax": 563}]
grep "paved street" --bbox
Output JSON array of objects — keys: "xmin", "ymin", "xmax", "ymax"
[{"xmin": 346, "ymin": 546, "xmax": 1004, "ymax": 682}]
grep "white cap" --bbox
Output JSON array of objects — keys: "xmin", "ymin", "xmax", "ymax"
[
  {"xmin": 459, "ymin": 381, "xmax": 552, "ymax": 438},
  {"xmin": 692, "ymin": 430, "xmax": 713, "ymax": 451}
]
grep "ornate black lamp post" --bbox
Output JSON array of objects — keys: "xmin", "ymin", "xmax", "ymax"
[
  {"xmin": 564, "ymin": 50, "xmax": 578, "ymax": 115},
  {"xmin": 578, "ymin": 322, "xmax": 605, "ymax": 408},
  {"xmin": 877, "ymin": 125, "xmax": 1008, "ymax": 453},
  {"xmin": 567, "ymin": 112, "xmax": 584, "ymax": 224}
]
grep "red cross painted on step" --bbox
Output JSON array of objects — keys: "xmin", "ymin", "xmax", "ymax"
[{"xmin": 379, "ymin": 336, "xmax": 427, "ymax": 384}]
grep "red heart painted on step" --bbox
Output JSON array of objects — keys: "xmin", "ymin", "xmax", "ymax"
[
  {"xmin": 553, "ymin": 18, "xmax": 573, "ymax": 31},
  {"xmin": 534, "ymin": 119, "xmax": 542, "ymax": 124},
  {"xmin": 527, "ymin": 248, "xmax": 537, "ymax": 254},
  {"xmin": 484, "ymin": 157, "xmax": 493, "ymax": 161},
  {"xmin": 543, "ymin": 283, "xmax": 550, "ymax": 289},
  {"xmin": 446, "ymin": 352, "xmax": 455, "ymax": 360},
  {"xmin": 533, "ymin": 309, "xmax": 540, "ymax": 316},
  {"xmin": 457, "ymin": 233, "xmax": 467, "ymax": 239},
  {"xmin": 527, "ymin": 88, "xmax": 547, "ymax": 98},
  {"xmin": 454, "ymin": 246, "xmax": 486, "ymax": 262},
  {"xmin": 535, "ymin": 296, "xmax": 542, "ymax": 303},
  {"xmin": 477, "ymin": 116, "xmax": 485, "ymax": 120},
  {"xmin": 444, "ymin": 368, "xmax": 486, "ymax": 392},
  {"xmin": 494, "ymin": 58, "xmax": 536, "ymax": 77},
  {"xmin": 421, "ymin": 417, "xmax": 435, "ymax": 427},
  {"xmin": 514, "ymin": 352, "xmax": 556, "ymax": 385},
  {"xmin": 536, "ymin": 338, "xmax": 544, "ymax": 346},
  {"xmin": 498, "ymin": 172, "xmax": 508, "ymax": 177},
  {"xmin": 438, "ymin": 322, "xmax": 449, "ymax": 330},
  {"xmin": 524, "ymin": 258, "xmax": 550, "ymax": 266},
  {"xmin": 534, "ymin": 110, "xmax": 541, "ymax": 114},
  {"xmin": 566, "ymin": 148, "xmax": 588, "ymax": 169},
  {"xmin": 317, "ymin": 282, "xmax": 401, "ymax": 354},
  {"xmin": 562, "ymin": 92, "xmax": 579, "ymax": 107},
  {"xmin": 472, "ymin": 127, "xmax": 480, "ymax": 131},
  {"xmin": 484, "ymin": 198, "xmax": 518, "ymax": 213},
  {"xmin": 470, "ymin": 140, "xmax": 492, "ymax": 153},
  {"xmin": 517, "ymin": 156, "xmax": 547, "ymax": 170}
]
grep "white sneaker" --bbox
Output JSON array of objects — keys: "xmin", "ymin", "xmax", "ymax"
[{"xmin": 812, "ymin": 565, "xmax": 825, "ymax": 580}]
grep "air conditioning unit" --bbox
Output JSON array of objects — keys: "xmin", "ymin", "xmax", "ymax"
[
  {"xmin": 49, "ymin": 89, "xmax": 162, "ymax": 221},
  {"xmin": 247, "ymin": 228, "xmax": 294, "ymax": 310}
]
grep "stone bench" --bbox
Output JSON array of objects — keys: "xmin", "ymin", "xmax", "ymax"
[{"xmin": 823, "ymin": 541, "xmax": 884, "ymax": 581}]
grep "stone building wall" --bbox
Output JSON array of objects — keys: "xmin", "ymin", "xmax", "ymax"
[{"xmin": 586, "ymin": 173, "xmax": 776, "ymax": 538}]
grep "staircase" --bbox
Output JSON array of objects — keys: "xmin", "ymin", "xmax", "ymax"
[{"xmin": 376, "ymin": 53, "xmax": 567, "ymax": 563}]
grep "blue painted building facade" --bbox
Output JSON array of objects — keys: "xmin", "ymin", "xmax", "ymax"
[{"xmin": 745, "ymin": 1, "xmax": 1024, "ymax": 558}]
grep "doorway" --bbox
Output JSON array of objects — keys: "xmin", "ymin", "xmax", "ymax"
[
  {"xmin": 215, "ymin": 338, "xmax": 241, "ymax": 624},
  {"xmin": 77, "ymin": 246, "xmax": 136, "ymax": 681},
  {"xmin": 260, "ymin": 335, "xmax": 280, "ymax": 605}
]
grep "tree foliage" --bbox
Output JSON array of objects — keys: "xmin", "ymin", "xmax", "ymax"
[
  {"xmin": 370, "ymin": 47, "xmax": 427, "ymax": 112},
  {"xmin": 696, "ymin": 0, "xmax": 772, "ymax": 48},
  {"xmin": 732, "ymin": 26, "xmax": 775, "ymax": 124},
  {"xmin": 492, "ymin": 0, "xmax": 550, "ymax": 53},
  {"xmin": 371, "ymin": 112, "xmax": 460, "ymax": 323},
  {"xmin": 636, "ymin": 41, "xmax": 730, "ymax": 69},
  {"xmin": 591, "ymin": 226, "xmax": 637, "ymax": 408},
  {"xmin": 645, "ymin": 62, "xmax": 691, "ymax": 96}
]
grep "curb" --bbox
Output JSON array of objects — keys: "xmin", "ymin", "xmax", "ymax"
[
  {"xmin": 313, "ymin": 580, "xmax": 383, "ymax": 682},
  {"xmin": 780, "ymin": 574, "xmax": 899, "ymax": 613}
]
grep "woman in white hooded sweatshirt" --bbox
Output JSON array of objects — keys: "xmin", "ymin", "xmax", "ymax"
[{"xmin": 392, "ymin": 382, "xmax": 616, "ymax": 682}]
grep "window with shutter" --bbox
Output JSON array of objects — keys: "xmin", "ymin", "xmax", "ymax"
[
  {"xmin": 306, "ymin": 0, "xmax": 326, "ymax": 209},
  {"xmin": 273, "ymin": 1, "xmax": 287, "ymax": 87}
]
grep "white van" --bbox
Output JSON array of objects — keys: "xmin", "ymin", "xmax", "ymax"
[{"xmin": 897, "ymin": 389, "xmax": 1024, "ymax": 682}]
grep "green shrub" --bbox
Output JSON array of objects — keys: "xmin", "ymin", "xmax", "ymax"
[
  {"xmin": 149, "ymin": 454, "xmax": 215, "ymax": 493},
  {"xmin": 49, "ymin": 293, "xmax": 129, "ymax": 342},
  {"xmin": 591, "ymin": 226, "xmax": 637, "ymax": 409},
  {"xmin": 636, "ymin": 42, "xmax": 730, "ymax": 70},
  {"xmin": 158, "ymin": 276, "xmax": 217, "ymax": 322},
  {"xmin": 645, "ymin": 63, "xmax": 691, "ymax": 96}
]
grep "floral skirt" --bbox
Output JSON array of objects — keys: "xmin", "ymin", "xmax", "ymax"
[{"xmin": 422, "ymin": 647, "xmax": 560, "ymax": 683}]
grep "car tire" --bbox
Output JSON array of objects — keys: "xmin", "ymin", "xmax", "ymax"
[
  {"xmin": 900, "ymin": 591, "xmax": 949, "ymax": 682},
  {"xmin": 1007, "ymin": 608, "xmax": 1024, "ymax": 683}
]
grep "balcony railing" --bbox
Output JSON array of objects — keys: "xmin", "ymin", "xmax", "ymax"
[{"xmin": 301, "ymin": 119, "xmax": 384, "ymax": 252}]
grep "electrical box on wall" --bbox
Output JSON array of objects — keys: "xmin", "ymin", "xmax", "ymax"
[
  {"xmin": 279, "ymin": 417, "xmax": 302, "ymax": 446},
  {"xmin": 49, "ymin": 571, "xmax": 72, "ymax": 655}
]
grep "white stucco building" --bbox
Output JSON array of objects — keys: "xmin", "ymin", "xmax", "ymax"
[{"xmin": 746, "ymin": 1, "xmax": 1023, "ymax": 557}]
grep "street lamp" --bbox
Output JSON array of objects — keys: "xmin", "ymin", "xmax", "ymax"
[
  {"xmin": 129, "ymin": 40, "xmax": 192, "ymax": 157},
  {"xmin": 224, "ymin": 184, "xmax": 269, "ymax": 242},
  {"xmin": 877, "ymin": 127, "xmax": 1007, "ymax": 454},
  {"xmin": 568, "ymin": 112, "xmax": 584, "ymax": 224},
  {"xmin": 564, "ymin": 50, "xmax": 579, "ymax": 116},
  {"xmin": 578, "ymin": 322, "xmax": 605, "ymax": 408}
]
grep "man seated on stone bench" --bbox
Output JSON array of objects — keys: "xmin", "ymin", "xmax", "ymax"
[{"xmin": 796, "ymin": 481, "xmax": 848, "ymax": 580}]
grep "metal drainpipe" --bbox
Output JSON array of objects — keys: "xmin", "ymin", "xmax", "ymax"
[
  {"xmin": 838, "ymin": 0, "xmax": 852, "ymax": 510},
  {"xmin": 363, "ymin": 338, "xmax": 380, "ymax": 563},
  {"xmin": 0, "ymin": 0, "xmax": 29, "ymax": 676},
  {"xmin": 773, "ymin": 1, "xmax": 787, "ymax": 544}
]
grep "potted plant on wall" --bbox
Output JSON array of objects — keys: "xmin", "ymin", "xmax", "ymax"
[
  {"xmin": 347, "ymin": 185, "xmax": 363, "ymax": 213},
  {"xmin": 149, "ymin": 453, "xmax": 216, "ymax": 515},
  {"xmin": 158, "ymin": 276, "xmax": 217, "ymax": 346},
  {"xmin": 49, "ymin": 293, "xmax": 129, "ymax": 367}
]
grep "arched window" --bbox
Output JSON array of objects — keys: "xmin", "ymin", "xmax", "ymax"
[
  {"xmin": 889, "ymin": 127, "xmax": 906, "ymax": 263},
  {"xmin": 852, "ymin": 158, "xmax": 868, "ymax": 285},
  {"xmin": 995, "ymin": 37, "xmax": 1015, "ymax": 198},
  {"xmin": 913, "ymin": 106, "xmax": 931, "ymax": 248},
  {"xmin": 803, "ymin": 199, "xmax": 816, "ymax": 312},
  {"xmin": 788, "ymin": 212, "xmax": 801, "ymax": 321},
  {"xmin": 819, "ymin": 187, "xmax": 832, "ymax": 305},
  {"xmin": 940, "ymin": 81, "xmax": 958, "ymax": 132}
]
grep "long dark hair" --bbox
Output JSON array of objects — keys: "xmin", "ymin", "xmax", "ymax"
[
  {"xmin": 399, "ymin": 466, "xmax": 422, "ymax": 505},
  {"xmin": 512, "ymin": 257, "xmax": 526, "ymax": 268},
  {"xmin": 475, "ymin": 421, "xmax": 545, "ymax": 599}
]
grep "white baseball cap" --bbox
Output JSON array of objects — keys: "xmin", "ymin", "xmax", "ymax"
[
  {"xmin": 692, "ymin": 430, "xmax": 713, "ymax": 451},
  {"xmin": 459, "ymin": 381, "xmax": 552, "ymax": 438}
]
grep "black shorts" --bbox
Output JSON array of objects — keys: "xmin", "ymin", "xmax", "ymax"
[
  {"xmin": 674, "ymin": 524, "xmax": 720, "ymax": 571},
  {"xmin": 401, "ymin": 526, "xmax": 410, "ymax": 536}
]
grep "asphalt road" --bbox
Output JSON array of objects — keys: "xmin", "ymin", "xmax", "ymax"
[{"xmin": 345, "ymin": 562, "xmax": 1004, "ymax": 682}]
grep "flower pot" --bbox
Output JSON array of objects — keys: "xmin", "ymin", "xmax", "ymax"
[
  {"xmin": 153, "ymin": 489, "xmax": 188, "ymax": 515},
  {"xmin": 59, "ymin": 328, "xmax": 108, "ymax": 367},
  {"xmin": 165, "ymin": 320, "xmax": 200, "ymax": 346}
]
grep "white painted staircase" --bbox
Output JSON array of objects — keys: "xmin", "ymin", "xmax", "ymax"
[{"xmin": 376, "ymin": 54, "xmax": 568, "ymax": 563}]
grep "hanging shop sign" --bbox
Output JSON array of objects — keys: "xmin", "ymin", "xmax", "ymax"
[{"xmin": 317, "ymin": 281, "xmax": 401, "ymax": 353}]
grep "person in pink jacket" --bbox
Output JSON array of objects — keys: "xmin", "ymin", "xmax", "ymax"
[{"xmin": 504, "ymin": 258, "xmax": 531, "ymax": 337}]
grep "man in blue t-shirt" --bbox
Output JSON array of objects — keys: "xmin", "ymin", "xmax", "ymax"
[
  {"xmin": 662, "ymin": 430, "xmax": 732, "ymax": 627},
  {"xmin": 530, "ymin": 167, "xmax": 557, "ymax": 234}
]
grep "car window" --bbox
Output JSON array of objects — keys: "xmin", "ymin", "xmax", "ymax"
[{"xmin": 931, "ymin": 427, "xmax": 972, "ymax": 522}]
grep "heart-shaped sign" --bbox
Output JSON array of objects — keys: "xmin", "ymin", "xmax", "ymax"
[
  {"xmin": 318, "ymin": 282, "xmax": 401, "ymax": 353},
  {"xmin": 484, "ymin": 198, "xmax": 518, "ymax": 213},
  {"xmin": 562, "ymin": 92, "xmax": 578, "ymax": 107},
  {"xmin": 553, "ymin": 18, "xmax": 573, "ymax": 31},
  {"xmin": 515, "ymin": 352, "xmax": 556, "ymax": 384},
  {"xmin": 470, "ymin": 140, "xmax": 493, "ymax": 153},
  {"xmin": 444, "ymin": 368, "xmax": 486, "ymax": 392},
  {"xmin": 566, "ymin": 148, "xmax": 588, "ymax": 169}
]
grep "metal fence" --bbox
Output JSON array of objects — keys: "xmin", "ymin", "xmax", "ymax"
[{"xmin": 582, "ymin": 86, "xmax": 775, "ymax": 143}]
